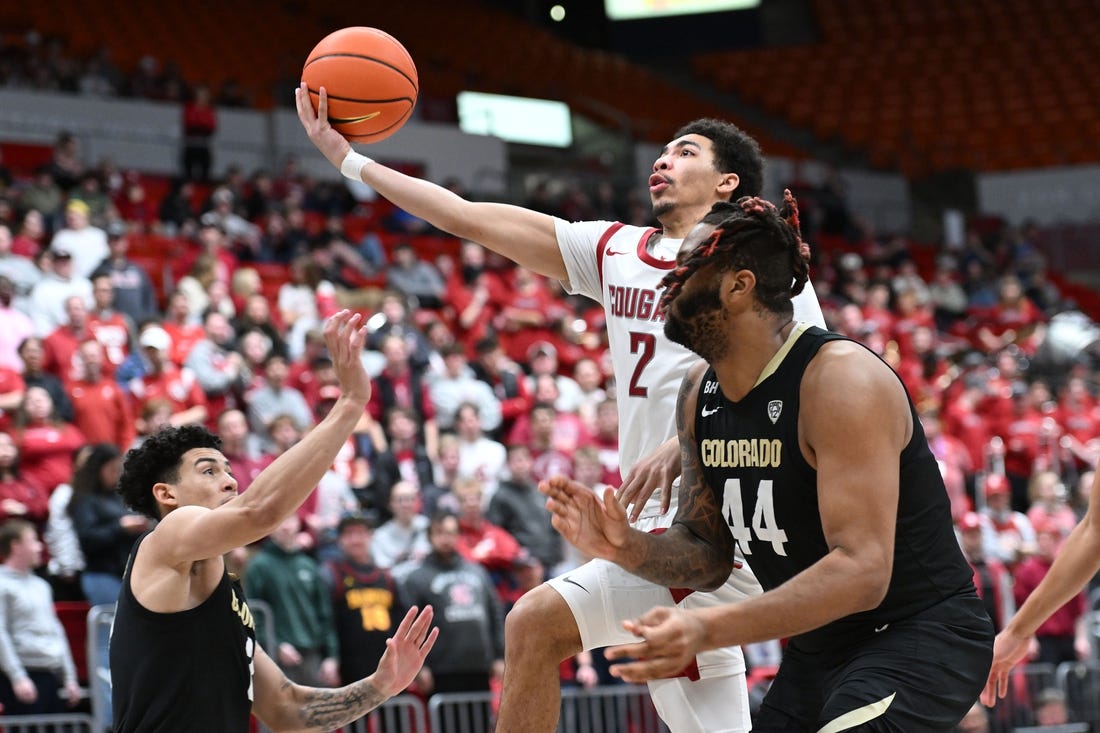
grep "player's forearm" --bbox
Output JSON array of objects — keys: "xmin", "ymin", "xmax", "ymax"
[
  {"xmin": 694, "ymin": 548, "xmax": 888, "ymax": 649},
  {"xmin": 278, "ymin": 677, "xmax": 388, "ymax": 733},
  {"xmin": 359, "ymin": 163, "xmax": 479, "ymax": 241},
  {"xmin": 615, "ymin": 523, "xmax": 732, "ymax": 591},
  {"xmin": 1005, "ymin": 513, "xmax": 1100, "ymax": 639}
]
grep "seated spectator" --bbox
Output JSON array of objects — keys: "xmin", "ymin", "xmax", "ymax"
[
  {"xmin": 215, "ymin": 408, "xmax": 272, "ymax": 495},
  {"xmin": 26, "ymin": 243, "xmax": 93, "ymax": 337},
  {"xmin": 386, "ymin": 241, "xmax": 446, "ymax": 310},
  {"xmin": 452, "ymin": 477, "xmax": 523, "ymax": 578},
  {"xmin": 454, "ymin": 403, "xmax": 507, "ymax": 498},
  {"xmin": 160, "ymin": 290, "xmax": 205, "ymax": 366},
  {"xmin": 69, "ymin": 443, "xmax": 149, "ymax": 605},
  {"xmin": 0, "ymin": 431, "xmax": 48, "ymax": 531},
  {"xmin": 19, "ymin": 335, "xmax": 75, "ymax": 424},
  {"xmin": 508, "ymin": 379, "xmax": 591, "ymax": 456},
  {"xmin": 12, "ymin": 386, "xmax": 85, "ymax": 496},
  {"xmin": 185, "ymin": 310, "xmax": 250, "ymax": 426},
  {"xmin": 233, "ymin": 292, "xmax": 288, "ymax": 360},
  {"xmin": 497, "ymin": 268, "xmax": 567, "ymax": 365},
  {"xmin": 1026, "ymin": 469, "xmax": 1078, "ymax": 544},
  {"xmin": 981, "ymin": 473, "xmax": 1037, "ymax": 566},
  {"xmin": 9, "ymin": 209, "xmax": 49, "ymax": 260},
  {"xmin": 50, "ymin": 198, "xmax": 108, "ymax": 279},
  {"xmin": 486, "ymin": 444, "xmax": 562, "ymax": 574},
  {"xmin": 516, "ymin": 403, "xmax": 574, "ymax": 483},
  {"xmin": 975, "ymin": 274, "xmax": 1046, "ymax": 356},
  {"xmin": 429, "ymin": 343, "xmax": 502, "ymax": 435},
  {"xmin": 571, "ymin": 356, "xmax": 607, "ymax": 430},
  {"xmin": 368, "ymin": 334, "xmax": 438, "ymax": 460},
  {"xmin": 589, "ymin": 398, "xmax": 622, "ymax": 488},
  {"xmin": 957, "ymin": 511, "xmax": 1010, "ymax": 632},
  {"xmin": 277, "ymin": 257, "xmax": 323, "ymax": 360},
  {"xmin": 524, "ymin": 342, "xmax": 584, "ymax": 415},
  {"xmin": 127, "ymin": 325, "xmax": 208, "ymax": 427},
  {"xmin": 0, "ymin": 238, "xmax": 40, "ymax": 340},
  {"xmin": 0, "ymin": 362, "xmax": 26, "ymax": 433},
  {"xmin": 371, "ymin": 481, "xmax": 430, "ymax": 571},
  {"xmin": 87, "ymin": 272, "xmax": 136, "ymax": 375},
  {"xmin": 246, "ymin": 354, "xmax": 314, "ymax": 447},
  {"xmin": 365, "ymin": 292, "xmax": 434, "ymax": 373},
  {"xmin": 471, "ymin": 335, "xmax": 532, "ymax": 440},
  {"xmin": 42, "ymin": 295, "xmax": 91, "ymax": 381}
]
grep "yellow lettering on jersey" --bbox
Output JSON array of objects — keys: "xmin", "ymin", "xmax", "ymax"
[
  {"xmin": 231, "ymin": 588, "xmax": 256, "ymax": 630},
  {"xmin": 345, "ymin": 587, "xmax": 394, "ymax": 611},
  {"xmin": 700, "ymin": 439, "xmax": 782, "ymax": 468}
]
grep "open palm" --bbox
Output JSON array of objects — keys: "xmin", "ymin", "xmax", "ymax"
[{"xmin": 373, "ymin": 606, "xmax": 438, "ymax": 698}]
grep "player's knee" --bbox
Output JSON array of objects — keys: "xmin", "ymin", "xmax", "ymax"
[{"xmin": 505, "ymin": 585, "xmax": 580, "ymax": 660}]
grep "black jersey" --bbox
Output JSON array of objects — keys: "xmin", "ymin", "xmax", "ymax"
[
  {"xmin": 695, "ymin": 325, "xmax": 976, "ymax": 652},
  {"xmin": 111, "ymin": 532, "xmax": 257, "ymax": 733},
  {"xmin": 327, "ymin": 558, "xmax": 404, "ymax": 683}
]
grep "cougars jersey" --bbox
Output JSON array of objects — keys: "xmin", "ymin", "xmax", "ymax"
[
  {"xmin": 556, "ymin": 219, "xmax": 826, "ymax": 518},
  {"xmin": 695, "ymin": 324, "xmax": 977, "ymax": 652}
]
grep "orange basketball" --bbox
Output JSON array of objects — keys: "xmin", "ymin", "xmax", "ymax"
[{"xmin": 302, "ymin": 27, "xmax": 418, "ymax": 144}]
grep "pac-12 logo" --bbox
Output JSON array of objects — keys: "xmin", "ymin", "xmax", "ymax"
[{"xmin": 767, "ymin": 400, "xmax": 783, "ymax": 424}]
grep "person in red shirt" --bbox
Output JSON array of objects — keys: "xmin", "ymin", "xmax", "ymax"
[
  {"xmin": 497, "ymin": 268, "xmax": 569, "ymax": 368},
  {"xmin": 160, "ymin": 290, "xmax": 206, "ymax": 367},
  {"xmin": 12, "ymin": 386, "xmax": 86, "ymax": 495},
  {"xmin": 975, "ymin": 274, "xmax": 1046, "ymax": 356},
  {"xmin": 453, "ymin": 477, "xmax": 523, "ymax": 575},
  {"xmin": 86, "ymin": 273, "xmax": 134, "ymax": 377},
  {"xmin": 128, "ymin": 325, "xmax": 208, "ymax": 427},
  {"xmin": 215, "ymin": 408, "xmax": 274, "ymax": 495},
  {"xmin": 0, "ymin": 430, "xmax": 49, "ymax": 528},
  {"xmin": 942, "ymin": 374, "xmax": 995, "ymax": 475},
  {"xmin": 181, "ymin": 84, "xmax": 217, "ymax": 182},
  {"xmin": 67, "ymin": 339, "xmax": 134, "ymax": 451},
  {"xmin": 42, "ymin": 295, "xmax": 90, "ymax": 382},
  {"xmin": 368, "ymin": 334, "xmax": 438, "ymax": 460},
  {"xmin": 922, "ymin": 404, "xmax": 973, "ymax": 521},
  {"xmin": 1011, "ymin": 522, "xmax": 1089, "ymax": 666},
  {"xmin": 471, "ymin": 335, "xmax": 532, "ymax": 442},
  {"xmin": 0, "ymin": 365, "xmax": 25, "ymax": 434}
]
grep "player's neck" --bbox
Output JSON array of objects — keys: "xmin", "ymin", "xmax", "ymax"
[
  {"xmin": 657, "ymin": 203, "xmax": 711, "ymax": 240},
  {"xmin": 712, "ymin": 317, "xmax": 796, "ymax": 402}
]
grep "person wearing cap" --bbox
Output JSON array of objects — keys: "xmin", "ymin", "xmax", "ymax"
[
  {"xmin": 980, "ymin": 473, "xmax": 1037, "ymax": 565},
  {"xmin": 322, "ymin": 514, "xmax": 409, "ymax": 686},
  {"xmin": 25, "ymin": 241, "xmax": 94, "ymax": 337},
  {"xmin": 49, "ymin": 199, "xmax": 108, "ymax": 280},
  {"xmin": 1009, "ymin": 520, "xmax": 1089, "ymax": 668},
  {"xmin": 957, "ymin": 511, "xmax": 1010, "ymax": 631},
  {"xmin": 91, "ymin": 221, "xmax": 158, "ymax": 325},
  {"xmin": 129, "ymin": 326, "xmax": 208, "ymax": 428}
]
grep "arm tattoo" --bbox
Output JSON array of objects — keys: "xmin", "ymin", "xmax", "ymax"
[
  {"xmin": 630, "ymin": 370, "xmax": 735, "ymax": 590},
  {"xmin": 295, "ymin": 678, "xmax": 387, "ymax": 732}
]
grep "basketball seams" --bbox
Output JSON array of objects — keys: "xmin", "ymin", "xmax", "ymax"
[
  {"xmin": 303, "ymin": 54, "xmax": 418, "ymax": 92},
  {"xmin": 304, "ymin": 89, "xmax": 415, "ymax": 105}
]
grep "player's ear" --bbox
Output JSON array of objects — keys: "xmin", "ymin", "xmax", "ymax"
[
  {"xmin": 716, "ymin": 172, "xmax": 740, "ymax": 199},
  {"xmin": 723, "ymin": 269, "xmax": 756, "ymax": 306},
  {"xmin": 152, "ymin": 482, "xmax": 178, "ymax": 509}
]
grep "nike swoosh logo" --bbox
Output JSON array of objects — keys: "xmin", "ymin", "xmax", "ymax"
[
  {"xmin": 329, "ymin": 111, "xmax": 382, "ymax": 124},
  {"xmin": 605, "ymin": 249, "xmax": 629, "ymax": 256},
  {"xmin": 561, "ymin": 576, "xmax": 589, "ymax": 594},
  {"xmin": 701, "ymin": 404, "xmax": 722, "ymax": 417},
  {"xmin": 874, "ymin": 623, "xmax": 889, "ymax": 633}
]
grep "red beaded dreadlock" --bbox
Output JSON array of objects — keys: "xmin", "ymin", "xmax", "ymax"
[{"xmin": 658, "ymin": 189, "xmax": 811, "ymax": 314}]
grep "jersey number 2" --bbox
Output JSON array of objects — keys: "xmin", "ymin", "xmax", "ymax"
[
  {"xmin": 628, "ymin": 332, "xmax": 655, "ymax": 397},
  {"xmin": 722, "ymin": 478, "xmax": 789, "ymax": 556}
]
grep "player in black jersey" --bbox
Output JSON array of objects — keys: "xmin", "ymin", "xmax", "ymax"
[
  {"xmin": 110, "ymin": 311, "xmax": 437, "ymax": 733},
  {"xmin": 543, "ymin": 195, "xmax": 995, "ymax": 731}
]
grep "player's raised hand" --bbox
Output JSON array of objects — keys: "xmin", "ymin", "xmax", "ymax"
[
  {"xmin": 323, "ymin": 310, "xmax": 370, "ymax": 406},
  {"xmin": 604, "ymin": 607, "xmax": 705, "ymax": 683},
  {"xmin": 540, "ymin": 476, "xmax": 629, "ymax": 562},
  {"xmin": 617, "ymin": 436, "xmax": 679, "ymax": 522},
  {"xmin": 371, "ymin": 606, "xmax": 439, "ymax": 698},
  {"xmin": 980, "ymin": 629, "xmax": 1033, "ymax": 706},
  {"xmin": 295, "ymin": 83, "xmax": 352, "ymax": 171}
]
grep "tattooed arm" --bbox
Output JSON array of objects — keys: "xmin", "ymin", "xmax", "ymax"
[
  {"xmin": 541, "ymin": 361, "xmax": 734, "ymax": 591},
  {"xmin": 252, "ymin": 606, "xmax": 438, "ymax": 733}
]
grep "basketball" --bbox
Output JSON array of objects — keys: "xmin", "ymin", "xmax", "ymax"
[{"xmin": 302, "ymin": 27, "xmax": 418, "ymax": 144}]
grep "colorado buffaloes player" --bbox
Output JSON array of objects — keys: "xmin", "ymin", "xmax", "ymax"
[
  {"xmin": 110, "ymin": 312, "xmax": 437, "ymax": 733},
  {"xmin": 543, "ymin": 196, "xmax": 994, "ymax": 731}
]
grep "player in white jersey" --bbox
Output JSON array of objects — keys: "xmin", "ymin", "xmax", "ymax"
[{"xmin": 298, "ymin": 89, "xmax": 825, "ymax": 732}]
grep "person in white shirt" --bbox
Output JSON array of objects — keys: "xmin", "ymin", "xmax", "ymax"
[{"xmin": 49, "ymin": 199, "xmax": 108, "ymax": 280}]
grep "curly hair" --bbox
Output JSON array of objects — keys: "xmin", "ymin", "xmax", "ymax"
[
  {"xmin": 117, "ymin": 425, "xmax": 222, "ymax": 519},
  {"xmin": 658, "ymin": 190, "xmax": 811, "ymax": 316},
  {"xmin": 673, "ymin": 119, "xmax": 764, "ymax": 199}
]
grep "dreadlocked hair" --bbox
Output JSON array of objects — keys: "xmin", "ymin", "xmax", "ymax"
[
  {"xmin": 116, "ymin": 424, "xmax": 222, "ymax": 519},
  {"xmin": 658, "ymin": 190, "xmax": 812, "ymax": 315}
]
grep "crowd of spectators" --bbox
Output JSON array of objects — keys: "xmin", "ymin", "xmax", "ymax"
[{"xmin": 1, "ymin": 126, "xmax": 1100, "ymax": 725}]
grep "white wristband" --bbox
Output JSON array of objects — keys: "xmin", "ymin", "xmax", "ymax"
[{"xmin": 340, "ymin": 150, "xmax": 373, "ymax": 181}]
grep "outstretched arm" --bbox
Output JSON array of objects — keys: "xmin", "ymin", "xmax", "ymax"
[
  {"xmin": 296, "ymin": 84, "xmax": 566, "ymax": 280},
  {"xmin": 542, "ymin": 362, "xmax": 735, "ymax": 591},
  {"xmin": 253, "ymin": 606, "xmax": 438, "ymax": 733},
  {"xmin": 982, "ymin": 469, "xmax": 1100, "ymax": 705},
  {"xmin": 148, "ymin": 311, "xmax": 371, "ymax": 565}
]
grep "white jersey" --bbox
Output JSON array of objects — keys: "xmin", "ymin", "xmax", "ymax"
[{"xmin": 556, "ymin": 218, "xmax": 826, "ymax": 517}]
